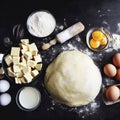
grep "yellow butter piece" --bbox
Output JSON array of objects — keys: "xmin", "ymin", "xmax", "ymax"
[
  {"xmin": 24, "ymin": 73, "xmax": 33, "ymax": 83},
  {"xmin": 20, "ymin": 77, "xmax": 27, "ymax": 83},
  {"xmin": 10, "ymin": 47, "xmax": 20, "ymax": 57},
  {"xmin": 13, "ymin": 65, "xmax": 21, "ymax": 73},
  {"xmin": 7, "ymin": 67, "xmax": 15, "ymax": 77},
  {"xmin": 22, "ymin": 66, "xmax": 31, "ymax": 74},
  {"xmin": 27, "ymin": 60, "xmax": 36, "ymax": 68},
  {"xmin": 35, "ymin": 63, "xmax": 42, "ymax": 71},
  {"xmin": 21, "ymin": 56, "xmax": 26, "ymax": 64},
  {"xmin": 15, "ymin": 72, "xmax": 23, "ymax": 78},
  {"xmin": 4, "ymin": 54, "xmax": 13, "ymax": 66},
  {"xmin": 34, "ymin": 54, "xmax": 42, "ymax": 63},
  {"xmin": 31, "ymin": 69, "xmax": 39, "ymax": 77},
  {"xmin": 24, "ymin": 51, "xmax": 32, "ymax": 60},
  {"xmin": 21, "ymin": 44, "xmax": 29, "ymax": 51},
  {"xmin": 13, "ymin": 56, "xmax": 20, "ymax": 64},
  {"xmin": 0, "ymin": 67, "xmax": 4, "ymax": 74},
  {"xmin": 21, "ymin": 39, "xmax": 29, "ymax": 45},
  {"xmin": 15, "ymin": 77, "xmax": 22, "ymax": 84},
  {"xmin": 29, "ymin": 43, "xmax": 38, "ymax": 56}
]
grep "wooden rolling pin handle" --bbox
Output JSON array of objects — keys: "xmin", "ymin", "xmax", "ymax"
[{"xmin": 41, "ymin": 39, "xmax": 57, "ymax": 50}]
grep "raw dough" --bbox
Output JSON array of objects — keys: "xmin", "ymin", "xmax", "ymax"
[{"xmin": 44, "ymin": 51, "xmax": 102, "ymax": 107}]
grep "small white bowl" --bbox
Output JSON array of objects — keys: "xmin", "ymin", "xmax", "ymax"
[
  {"xmin": 26, "ymin": 10, "xmax": 56, "ymax": 38},
  {"xmin": 16, "ymin": 86, "xmax": 41, "ymax": 111}
]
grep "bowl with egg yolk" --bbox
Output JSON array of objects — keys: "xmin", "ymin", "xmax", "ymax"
[{"xmin": 86, "ymin": 27, "xmax": 111, "ymax": 52}]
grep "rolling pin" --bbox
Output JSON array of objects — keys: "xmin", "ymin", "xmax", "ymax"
[{"xmin": 42, "ymin": 21, "xmax": 85, "ymax": 50}]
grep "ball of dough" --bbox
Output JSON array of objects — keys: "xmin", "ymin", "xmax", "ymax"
[{"xmin": 44, "ymin": 51, "xmax": 102, "ymax": 107}]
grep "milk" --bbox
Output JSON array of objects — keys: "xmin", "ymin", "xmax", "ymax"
[{"xmin": 16, "ymin": 87, "xmax": 41, "ymax": 111}]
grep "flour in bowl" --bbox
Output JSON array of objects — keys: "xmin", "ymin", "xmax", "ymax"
[{"xmin": 27, "ymin": 11, "xmax": 56, "ymax": 37}]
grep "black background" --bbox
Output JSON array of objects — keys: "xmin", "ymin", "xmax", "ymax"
[{"xmin": 1, "ymin": 0, "xmax": 120, "ymax": 120}]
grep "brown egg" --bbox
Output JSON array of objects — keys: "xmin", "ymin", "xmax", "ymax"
[
  {"xmin": 103, "ymin": 64, "xmax": 117, "ymax": 78},
  {"xmin": 115, "ymin": 68, "xmax": 120, "ymax": 81},
  {"xmin": 105, "ymin": 85, "xmax": 120, "ymax": 101},
  {"xmin": 113, "ymin": 53, "xmax": 120, "ymax": 67}
]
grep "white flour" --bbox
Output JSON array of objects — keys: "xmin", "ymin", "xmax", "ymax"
[
  {"xmin": 47, "ymin": 99, "xmax": 100, "ymax": 119},
  {"xmin": 105, "ymin": 33, "xmax": 120, "ymax": 52},
  {"xmin": 76, "ymin": 100, "xmax": 100, "ymax": 118},
  {"xmin": 117, "ymin": 23, "xmax": 120, "ymax": 33},
  {"xmin": 27, "ymin": 11, "xmax": 56, "ymax": 37},
  {"xmin": 110, "ymin": 34, "xmax": 120, "ymax": 50},
  {"xmin": 103, "ymin": 77, "xmax": 116, "ymax": 86}
]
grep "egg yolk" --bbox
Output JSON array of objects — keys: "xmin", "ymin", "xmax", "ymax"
[
  {"xmin": 100, "ymin": 35, "xmax": 107, "ymax": 45},
  {"xmin": 92, "ymin": 30, "xmax": 104, "ymax": 41},
  {"xmin": 90, "ymin": 39, "xmax": 100, "ymax": 49}
]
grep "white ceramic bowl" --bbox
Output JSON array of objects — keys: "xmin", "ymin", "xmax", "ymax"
[
  {"xmin": 26, "ymin": 10, "xmax": 56, "ymax": 38},
  {"xmin": 16, "ymin": 86, "xmax": 41, "ymax": 111}
]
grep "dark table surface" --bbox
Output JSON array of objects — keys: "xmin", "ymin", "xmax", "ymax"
[{"xmin": 1, "ymin": 0, "xmax": 120, "ymax": 120}]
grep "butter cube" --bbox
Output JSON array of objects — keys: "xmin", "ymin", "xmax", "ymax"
[
  {"xmin": 20, "ymin": 77, "xmax": 27, "ymax": 83},
  {"xmin": 31, "ymin": 69, "xmax": 39, "ymax": 77},
  {"xmin": 13, "ymin": 65, "xmax": 21, "ymax": 73},
  {"xmin": 22, "ymin": 67, "xmax": 31, "ymax": 74},
  {"xmin": 35, "ymin": 63, "xmax": 42, "ymax": 71},
  {"xmin": 27, "ymin": 60, "xmax": 36, "ymax": 68},
  {"xmin": 21, "ymin": 56, "xmax": 26, "ymax": 64},
  {"xmin": 15, "ymin": 72, "xmax": 23, "ymax": 78},
  {"xmin": 21, "ymin": 49, "xmax": 26, "ymax": 54},
  {"xmin": 28, "ymin": 43, "xmax": 38, "ymax": 55},
  {"xmin": 34, "ymin": 54, "xmax": 42, "ymax": 63},
  {"xmin": 24, "ymin": 51, "xmax": 32, "ymax": 60},
  {"xmin": 24, "ymin": 73, "xmax": 33, "ymax": 83},
  {"xmin": 7, "ymin": 67, "xmax": 15, "ymax": 77},
  {"xmin": 15, "ymin": 77, "xmax": 22, "ymax": 84},
  {"xmin": 17, "ymin": 62, "xmax": 26, "ymax": 68},
  {"xmin": 10, "ymin": 47, "xmax": 20, "ymax": 57},
  {"xmin": 15, "ymin": 77, "xmax": 19, "ymax": 84},
  {"xmin": 13, "ymin": 56, "xmax": 20, "ymax": 64},
  {"xmin": 21, "ymin": 44, "xmax": 28, "ymax": 51},
  {"xmin": 4, "ymin": 54, "xmax": 13, "ymax": 66},
  {"xmin": 0, "ymin": 67, "xmax": 4, "ymax": 74},
  {"xmin": 21, "ymin": 39, "xmax": 29, "ymax": 45}
]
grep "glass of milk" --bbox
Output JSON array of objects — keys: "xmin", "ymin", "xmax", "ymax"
[{"xmin": 16, "ymin": 86, "xmax": 41, "ymax": 111}]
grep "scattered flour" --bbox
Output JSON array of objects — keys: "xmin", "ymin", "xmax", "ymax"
[
  {"xmin": 75, "ymin": 35, "xmax": 81, "ymax": 42},
  {"xmin": 102, "ymin": 20, "xmax": 110, "ymax": 30},
  {"xmin": 111, "ymin": 34, "xmax": 120, "ymax": 50},
  {"xmin": 97, "ymin": 8, "xmax": 111, "ymax": 18},
  {"xmin": 75, "ymin": 100, "xmax": 100, "ymax": 118},
  {"xmin": 103, "ymin": 77, "xmax": 116, "ymax": 86},
  {"xmin": 117, "ymin": 23, "xmax": 120, "ymax": 33},
  {"xmin": 47, "ymin": 99, "xmax": 100, "ymax": 119},
  {"xmin": 106, "ymin": 33, "xmax": 120, "ymax": 52},
  {"xmin": 64, "ymin": 18, "xmax": 68, "ymax": 27},
  {"xmin": 97, "ymin": 10, "xmax": 101, "ymax": 13},
  {"xmin": 55, "ymin": 24, "xmax": 64, "ymax": 33}
]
